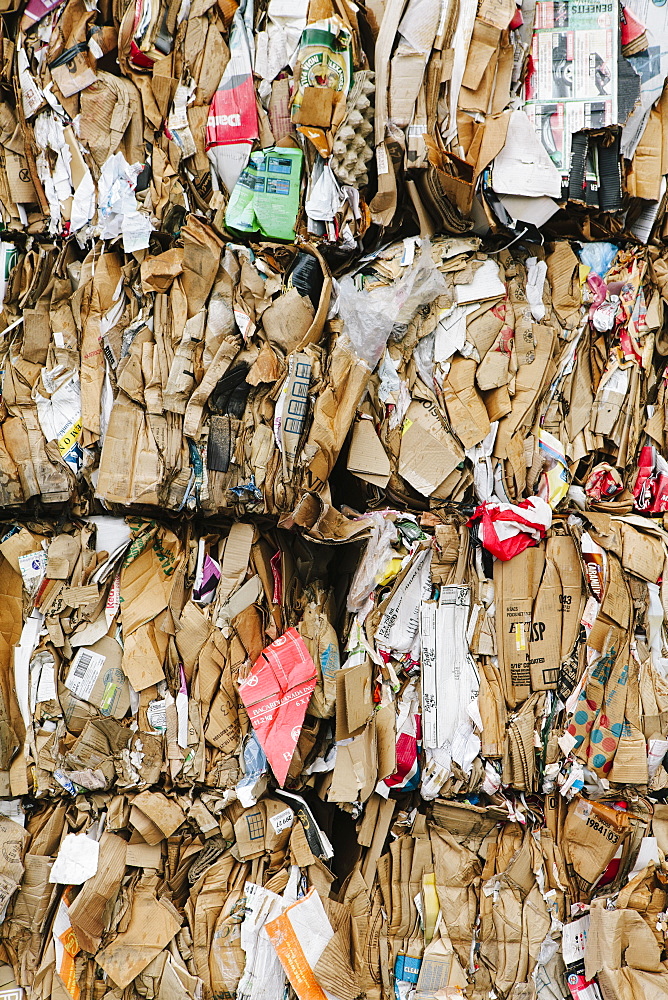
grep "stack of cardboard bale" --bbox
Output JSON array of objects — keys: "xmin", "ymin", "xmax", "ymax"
[{"xmin": 3, "ymin": 2, "xmax": 668, "ymax": 1000}]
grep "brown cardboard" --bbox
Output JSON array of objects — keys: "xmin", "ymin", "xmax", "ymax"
[
  {"xmin": 545, "ymin": 242, "xmax": 581, "ymax": 328},
  {"xmin": 495, "ymin": 544, "xmax": 544, "ymax": 705},
  {"xmin": 337, "ymin": 660, "xmax": 373, "ymax": 737},
  {"xmin": 68, "ymin": 832, "xmax": 127, "ymax": 953},
  {"xmin": 329, "ymin": 716, "xmax": 377, "ymax": 804},
  {"xmin": 96, "ymin": 884, "xmax": 182, "ymax": 988},
  {"xmin": 0, "ymin": 528, "xmax": 42, "ymax": 574},
  {"xmin": 121, "ymin": 622, "xmax": 168, "ymax": 691},
  {"xmin": 233, "ymin": 798, "xmax": 293, "ymax": 861},
  {"xmin": 550, "ymin": 533, "xmax": 586, "ymax": 660},
  {"xmin": 0, "ymin": 815, "xmax": 28, "ymax": 917},
  {"xmin": 562, "ymin": 797, "xmax": 632, "ymax": 892},
  {"xmin": 442, "ymin": 357, "xmax": 491, "ymax": 449},
  {"xmin": 175, "ymin": 600, "xmax": 212, "ymax": 676},
  {"xmin": 529, "ymin": 555, "xmax": 560, "ymax": 691},
  {"xmin": 347, "ymin": 418, "xmax": 391, "ymax": 487},
  {"xmin": 218, "ymin": 522, "xmax": 254, "ymax": 605},
  {"xmin": 375, "ymin": 703, "xmax": 396, "ymax": 781},
  {"xmin": 530, "ymin": 533, "xmax": 584, "ymax": 692},
  {"xmin": 262, "ymin": 288, "xmax": 315, "ymax": 355},
  {"xmin": 585, "ymin": 903, "xmax": 663, "ymax": 980},
  {"xmin": 398, "ymin": 401, "xmax": 463, "ymax": 497},
  {"xmin": 619, "ymin": 522, "xmax": 665, "ymax": 583},
  {"xmin": 131, "ymin": 790, "xmax": 186, "ymax": 840},
  {"xmin": 600, "ymin": 555, "xmax": 632, "ymax": 630}
]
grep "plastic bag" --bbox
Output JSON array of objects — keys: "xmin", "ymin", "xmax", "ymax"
[
  {"xmin": 579, "ymin": 241, "xmax": 617, "ymax": 277},
  {"xmin": 338, "ymin": 240, "xmax": 447, "ymax": 369},
  {"xmin": 468, "ymin": 496, "xmax": 552, "ymax": 561},
  {"xmin": 390, "ymin": 241, "xmax": 448, "ymax": 333},
  {"xmin": 34, "ymin": 366, "xmax": 83, "ymax": 473},
  {"xmin": 347, "ymin": 512, "xmax": 398, "ymax": 612}
]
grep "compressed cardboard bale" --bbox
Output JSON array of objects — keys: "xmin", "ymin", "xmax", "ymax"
[{"xmin": 4, "ymin": 1, "xmax": 668, "ymax": 996}]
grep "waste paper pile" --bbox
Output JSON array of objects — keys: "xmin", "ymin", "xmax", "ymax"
[
  {"xmin": 2, "ymin": 1, "xmax": 668, "ymax": 1000},
  {"xmin": 4, "ymin": 0, "xmax": 668, "ymax": 244}
]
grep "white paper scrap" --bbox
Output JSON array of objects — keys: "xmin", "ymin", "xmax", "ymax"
[{"xmin": 49, "ymin": 833, "xmax": 100, "ymax": 884}]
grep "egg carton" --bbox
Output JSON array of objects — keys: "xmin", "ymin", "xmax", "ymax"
[{"xmin": 331, "ymin": 70, "xmax": 375, "ymax": 188}]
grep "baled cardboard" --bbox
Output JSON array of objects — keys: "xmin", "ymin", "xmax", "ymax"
[
  {"xmin": 96, "ymin": 885, "xmax": 182, "ymax": 988},
  {"xmin": 4, "ymin": 4, "xmax": 668, "ymax": 993}
]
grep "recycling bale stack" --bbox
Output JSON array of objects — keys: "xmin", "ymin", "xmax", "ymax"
[{"xmin": 3, "ymin": 2, "xmax": 668, "ymax": 1000}]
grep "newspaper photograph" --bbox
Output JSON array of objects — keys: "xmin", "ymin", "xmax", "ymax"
[{"xmin": 524, "ymin": 1, "xmax": 617, "ymax": 177}]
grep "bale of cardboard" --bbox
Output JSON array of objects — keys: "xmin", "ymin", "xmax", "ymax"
[{"xmin": 2, "ymin": 2, "xmax": 668, "ymax": 1000}]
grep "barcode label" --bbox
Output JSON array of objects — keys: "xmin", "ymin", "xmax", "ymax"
[
  {"xmin": 376, "ymin": 144, "xmax": 388, "ymax": 175},
  {"xmin": 73, "ymin": 652, "xmax": 92, "ymax": 678},
  {"xmin": 65, "ymin": 648, "xmax": 106, "ymax": 703}
]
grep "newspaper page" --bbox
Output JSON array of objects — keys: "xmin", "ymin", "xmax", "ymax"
[
  {"xmin": 622, "ymin": 0, "xmax": 668, "ymax": 156},
  {"xmin": 524, "ymin": 1, "xmax": 618, "ymax": 180}
]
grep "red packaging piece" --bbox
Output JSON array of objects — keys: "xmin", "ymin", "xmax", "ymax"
[{"xmin": 238, "ymin": 627, "xmax": 317, "ymax": 786}]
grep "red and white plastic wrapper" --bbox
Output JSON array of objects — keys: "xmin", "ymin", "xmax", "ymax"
[
  {"xmin": 567, "ymin": 973, "xmax": 603, "ymax": 1000},
  {"xmin": 633, "ymin": 444, "xmax": 668, "ymax": 513},
  {"xmin": 585, "ymin": 462, "xmax": 624, "ymax": 502},
  {"xmin": 468, "ymin": 496, "xmax": 552, "ymax": 561},
  {"xmin": 238, "ymin": 628, "xmax": 317, "ymax": 786},
  {"xmin": 20, "ymin": 0, "xmax": 65, "ymax": 27},
  {"xmin": 206, "ymin": 7, "xmax": 259, "ymax": 193},
  {"xmin": 265, "ymin": 886, "xmax": 334, "ymax": 1000},
  {"xmin": 563, "ymin": 913, "xmax": 600, "ymax": 1000}
]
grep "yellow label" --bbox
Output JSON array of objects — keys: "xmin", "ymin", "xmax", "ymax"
[
  {"xmin": 402, "ymin": 418, "xmax": 413, "ymax": 435},
  {"xmin": 58, "ymin": 418, "xmax": 82, "ymax": 456},
  {"xmin": 514, "ymin": 622, "xmax": 526, "ymax": 651}
]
